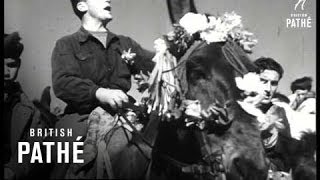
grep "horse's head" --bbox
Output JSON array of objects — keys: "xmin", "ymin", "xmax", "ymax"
[{"xmin": 184, "ymin": 41, "xmax": 269, "ymax": 180}]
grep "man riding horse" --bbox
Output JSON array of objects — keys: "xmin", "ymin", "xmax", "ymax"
[
  {"xmin": 50, "ymin": 0, "xmax": 155, "ymax": 178},
  {"xmin": 51, "ymin": 1, "xmax": 272, "ymax": 178}
]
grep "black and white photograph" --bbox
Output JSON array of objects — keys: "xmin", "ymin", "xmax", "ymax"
[{"xmin": 3, "ymin": 0, "xmax": 316, "ymax": 179}]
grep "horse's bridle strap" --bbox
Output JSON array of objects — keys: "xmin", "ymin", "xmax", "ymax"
[
  {"xmin": 156, "ymin": 152, "xmax": 224, "ymax": 177},
  {"xmin": 118, "ymin": 111, "xmax": 154, "ymax": 149},
  {"xmin": 182, "ymin": 164, "xmax": 213, "ymax": 175}
]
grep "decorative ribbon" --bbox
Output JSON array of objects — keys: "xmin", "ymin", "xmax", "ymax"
[{"xmin": 143, "ymin": 50, "xmax": 180, "ymax": 115}]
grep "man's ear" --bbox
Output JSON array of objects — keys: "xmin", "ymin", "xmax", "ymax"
[{"xmin": 77, "ymin": 1, "xmax": 88, "ymax": 12}]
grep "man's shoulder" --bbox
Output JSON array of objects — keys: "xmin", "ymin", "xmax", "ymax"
[
  {"xmin": 297, "ymin": 98, "xmax": 316, "ymax": 113},
  {"xmin": 12, "ymin": 92, "xmax": 35, "ymax": 115},
  {"xmin": 20, "ymin": 92, "xmax": 35, "ymax": 109},
  {"xmin": 118, "ymin": 35, "xmax": 136, "ymax": 45},
  {"xmin": 53, "ymin": 31, "xmax": 81, "ymax": 54},
  {"xmin": 55, "ymin": 32, "xmax": 79, "ymax": 45},
  {"xmin": 111, "ymin": 32, "xmax": 138, "ymax": 46},
  {"xmin": 111, "ymin": 32, "xmax": 131, "ymax": 41},
  {"xmin": 271, "ymin": 103, "xmax": 286, "ymax": 111},
  {"xmin": 269, "ymin": 104, "xmax": 288, "ymax": 118}
]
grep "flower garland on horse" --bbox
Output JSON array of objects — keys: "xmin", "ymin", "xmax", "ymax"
[{"xmin": 142, "ymin": 11, "xmax": 258, "ymax": 125}]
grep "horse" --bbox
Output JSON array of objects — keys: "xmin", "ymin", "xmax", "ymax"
[
  {"xmin": 35, "ymin": 41, "xmax": 319, "ymax": 180},
  {"xmin": 44, "ymin": 39, "xmax": 268, "ymax": 179},
  {"xmin": 145, "ymin": 40, "xmax": 270, "ymax": 180},
  {"xmin": 34, "ymin": 39, "xmax": 270, "ymax": 179}
]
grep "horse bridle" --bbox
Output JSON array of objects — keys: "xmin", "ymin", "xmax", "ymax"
[
  {"xmin": 116, "ymin": 104, "xmax": 228, "ymax": 179},
  {"xmin": 146, "ymin": 40, "xmax": 247, "ymax": 179},
  {"xmin": 157, "ymin": 39, "xmax": 257, "ymax": 178},
  {"xmin": 113, "ymin": 39, "xmax": 252, "ymax": 179}
]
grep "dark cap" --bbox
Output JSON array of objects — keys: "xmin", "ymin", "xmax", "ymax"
[{"xmin": 4, "ymin": 32, "xmax": 24, "ymax": 59}]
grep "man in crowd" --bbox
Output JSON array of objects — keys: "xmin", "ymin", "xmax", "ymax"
[
  {"xmin": 240, "ymin": 57, "xmax": 292, "ymax": 171},
  {"xmin": 272, "ymin": 77, "xmax": 316, "ymax": 140},
  {"xmin": 254, "ymin": 58, "xmax": 293, "ymax": 172},
  {"xmin": 50, "ymin": 0, "xmax": 155, "ymax": 178},
  {"xmin": 252, "ymin": 57, "xmax": 291, "ymax": 137},
  {"xmin": 288, "ymin": 76, "xmax": 315, "ymax": 114},
  {"xmin": 4, "ymin": 32, "xmax": 45, "ymax": 179}
]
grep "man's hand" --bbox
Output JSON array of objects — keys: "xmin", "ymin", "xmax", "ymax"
[
  {"xmin": 50, "ymin": 88, "xmax": 67, "ymax": 116},
  {"xmin": 95, "ymin": 88, "xmax": 128, "ymax": 109},
  {"xmin": 134, "ymin": 71, "xmax": 150, "ymax": 92}
]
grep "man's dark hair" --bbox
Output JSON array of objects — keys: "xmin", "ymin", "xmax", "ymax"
[
  {"xmin": 254, "ymin": 57, "xmax": 284, "ymax": 79},
  {"xmin": 290, "ymin": 76, "xmax": 312, "ymax": 93},
  {"xmin": 4, "ymin": 32, "xmax": 24, "ymax": 66},
  {"xmin": 70, "ymin": 0, "xmax": 86, "ymax": 19}
]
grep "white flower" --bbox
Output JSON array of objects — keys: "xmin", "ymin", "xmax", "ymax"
[
  {"xmin": 121, "ymin": 48, "xmax": 136, "ymax": 65},
  {"xmin": 184, "ymin": 100, "xmax": 202, "ymax": 118},
  {"xmin": 211, "ymin": 17, "xmax": 227, "ymax": 33},
  {"xmin": 207, "ymin": 16, "xmax": 216, "ymax": 27},
  {"xmin": 153, "ymin": 38, "xmax": 167, "ymax": 53},
  {"xmin": 200, "ymin": 29, "xmax": 228, "ymax": 43},
  {"xmin": 222, "ymin": 11, "xmax": 242, "ymax": 31},
  {"xmin": 229, "ymin": 27, "xmax": 244, "ymax": 40},
  {"xmin": 200, "ymin": 16, "xmax": 228, "ymax": 43},
  {"xmin": 179, "ymin": 12, "xmax": 209, "ymax": 35},
  {"xmin": 235, "ymin": 72, "xmax": 262, "ymax": 94},
  {"xmin": 238, "ymin": 31, "xmax": 258, "ymax": 53},
  {"xmin": 240, "ymin": 39, "xmax": 258, "ymax": 53}
]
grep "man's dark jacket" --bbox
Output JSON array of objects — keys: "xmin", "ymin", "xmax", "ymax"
[{"xmin": 52, "ymin": 27, "xmax": 155, "ymax": 114}]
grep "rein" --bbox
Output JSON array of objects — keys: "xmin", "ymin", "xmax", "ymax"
[
  {"xmin": 117, "ymin": 110, "xmax": 154, "ymax": 149},
  {"xmin": 116, "ymin": 106, "xmax": 228, "ymax": 179}
]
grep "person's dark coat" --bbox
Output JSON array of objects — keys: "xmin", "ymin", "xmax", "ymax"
[{"xmin": 52, "ymin": 27, "xmax": 155, "ymax": 114}]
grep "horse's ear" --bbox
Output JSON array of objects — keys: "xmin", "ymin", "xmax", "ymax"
[
  {"xmin": 166, "ymin": 0, "xmax": 198, "ymax": 24},
  {"xmin": 222, "ymin": 41, "xmax": 259, "ymax": 77}
]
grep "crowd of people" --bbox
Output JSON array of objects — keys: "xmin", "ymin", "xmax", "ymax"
[
  {"xmin": 4, "ymin": 0, "xmax": 316, "ymax": 179},
  {"xmin": 236, "ymin": 57, "xmax": 316, "ymax": 173}
]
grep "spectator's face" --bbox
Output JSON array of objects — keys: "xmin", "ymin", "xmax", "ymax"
[
  {"xmin": 294, "ymin": 89, "xmax": 309, "ymax": 103},
  {"xmin": 258, "ymin": 69, "xmax": 280, "ymax": 104},
  {"xmin": 81, "ymin": 0, "xmax": 112, "ymax": 21},
  {"xmin": 4, "ymin": 58, "xmax": 20, "ymax": 82}
]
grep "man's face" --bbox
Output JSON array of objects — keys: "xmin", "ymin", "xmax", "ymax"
[
  {"xmin": 82, "ymin": 0, "xmax": 112, "ymax": 21},
  {"xmin": 4, "ymin": 58, "xmax": 20, "ymax": 82},
  {"xmin": 294, "ymin": 89, "xmax": 309, "ymax": 103},
  {"xmin": 258, "ymin": 69, "xmax": 280, "ymax": 104}
]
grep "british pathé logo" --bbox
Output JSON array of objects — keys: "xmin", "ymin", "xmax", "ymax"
[
  {"xmin": 286, "ymin": 0, "xmax": 312, "ymax": 28},
  {"xmin": 294, "ymin": 0, "xmax": 307, "ymax": 11}
]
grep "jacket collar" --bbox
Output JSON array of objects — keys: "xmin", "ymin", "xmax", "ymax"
[{"xmin": 75, "ymin": 26, "xmax": 119, "ymax": 46}]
